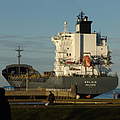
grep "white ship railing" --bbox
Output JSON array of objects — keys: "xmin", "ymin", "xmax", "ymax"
[{"xmin": 107, "ymin": 72, "xmax": 118, "ymax": 77}]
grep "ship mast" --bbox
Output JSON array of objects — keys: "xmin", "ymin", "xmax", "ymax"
[
  {"xmin": 16, "ymin": 45, "xmax": 23, "ymax": 65},
  {"xmin": 16, "ymin": 46, "xmax": 23, "ymax": 75},
  {"xmin": 64, "ymin": 21, "xmax": 68, "ymax": 33}
]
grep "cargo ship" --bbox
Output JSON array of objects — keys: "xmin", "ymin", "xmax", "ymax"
[{"xmin": 2, "ymin": 12, "xmax": 118, "ymax": 98}]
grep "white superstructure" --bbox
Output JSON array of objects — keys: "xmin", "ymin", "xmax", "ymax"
[{"xmin": 52, "ymin": 12, "xmax": 111, "ymax": 77}]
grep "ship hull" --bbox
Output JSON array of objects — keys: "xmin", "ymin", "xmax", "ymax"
[{"xmin": 7, "ymin": 75, "xmax": 118, "ymax": 95}]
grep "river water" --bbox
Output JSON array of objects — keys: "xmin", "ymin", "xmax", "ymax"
[{"xmin": 94, "ymin": 88, "xmax": 120, "ymax": 99}]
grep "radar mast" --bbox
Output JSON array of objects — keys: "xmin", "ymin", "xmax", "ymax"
[{"xmin": 16, "ymin": 45, "xmax": 23, "ymax": 65}]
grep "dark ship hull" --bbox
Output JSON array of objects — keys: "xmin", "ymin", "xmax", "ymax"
[{"xmin": 2, "ymin": 64, "xmax": 118, "ymax": 98}]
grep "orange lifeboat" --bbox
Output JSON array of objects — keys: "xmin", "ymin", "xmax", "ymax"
[{"xmin": 83, "ymin": 56, "xmax": 91, "ymax": 67}]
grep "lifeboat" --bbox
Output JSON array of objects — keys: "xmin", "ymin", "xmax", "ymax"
[{"xmin": 83, "ymin": 56, "xmax": 91, "ymax": 67}]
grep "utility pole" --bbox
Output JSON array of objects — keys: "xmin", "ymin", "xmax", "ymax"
[{"xmin": 26, "ymin": 69, "xmax": 29, "ymax": 91}]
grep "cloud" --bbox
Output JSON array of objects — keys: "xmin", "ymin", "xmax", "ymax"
[{"xmin": 0, "ymin": 34, "xmax": 53, "ymax": 54}]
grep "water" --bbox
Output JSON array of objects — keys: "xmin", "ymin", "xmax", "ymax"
[{"xmin": 94, "ymin": 88, "xmax": 120, "ymax": 99}]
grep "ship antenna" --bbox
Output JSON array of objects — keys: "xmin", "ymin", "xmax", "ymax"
[
  {"xmin": 64, "ymin": 21, "xmax": 68, "ymax": 33},
  {"xmin": 80, "ymin": 11, "xmax": 85, "ymax": 19},
  {"xmin": 16, "ymin": 45, "xmax": 23, "ymax": 65},
  {"xmin": 77, "ymin": 11, "xmax": 85, "ymax": 20}
]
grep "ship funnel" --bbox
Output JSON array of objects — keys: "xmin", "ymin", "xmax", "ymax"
[{"xmin": 76, "ymin": 11, "xmax": 92, "ymax": 34}]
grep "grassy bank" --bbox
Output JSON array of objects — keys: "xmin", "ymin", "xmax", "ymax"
[{"xmin": 11, "ymin": 105, "xmax": 120, "ymax": 120}]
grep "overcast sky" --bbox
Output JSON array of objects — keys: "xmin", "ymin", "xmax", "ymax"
[{"xmin": 0, "ymin": 0, "xmax": 120, "ymax": 87}]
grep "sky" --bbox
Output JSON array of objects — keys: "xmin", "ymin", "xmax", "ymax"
[{"xmin": 0, "ymin": 0, "xmax": 120, "ymax": 87}]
